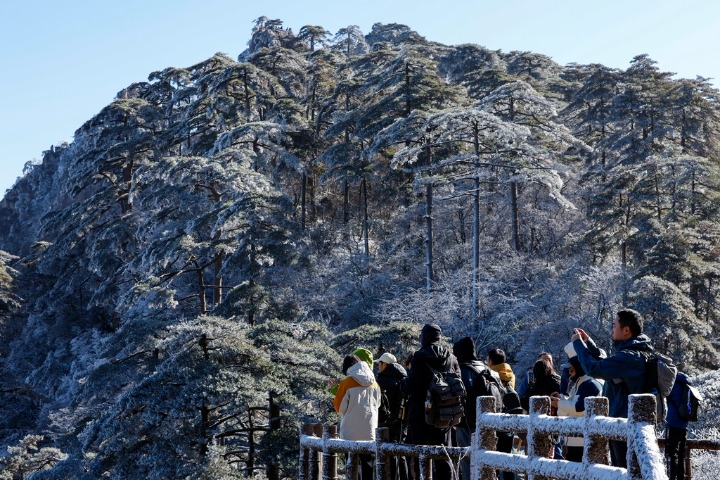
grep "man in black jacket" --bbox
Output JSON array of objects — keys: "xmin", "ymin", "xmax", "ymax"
[
  {"xmin": 401, "ymin": 323, "xmax": 460, "ymax": 479},
  {"xmin": 376, "ymin": 352, "xmax": 409, "ymax": 480}
]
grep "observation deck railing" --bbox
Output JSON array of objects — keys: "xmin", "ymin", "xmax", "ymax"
[{"xmin": 299, "ymin": 393, "xmax": 710, "ymax": 480}]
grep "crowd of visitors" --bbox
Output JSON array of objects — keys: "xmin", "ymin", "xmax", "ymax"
[{"xmin": 329, "ymin": 308, "xmax": 688, "ymax": 479}]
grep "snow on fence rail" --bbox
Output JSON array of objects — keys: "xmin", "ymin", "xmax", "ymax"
[{"xmin": 298, "ymin": 393, "xmax": 668, "ymax": 480}]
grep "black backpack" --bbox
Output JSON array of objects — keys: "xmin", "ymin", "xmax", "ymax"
[
  {"xmin": 424, "ymin": 364, "xmax": 467, "ymax": 428},
  {"xmin": 670, "ymin": 376, "xmax": 702, "ymax": 422},
  {"xmin": 501, "ymin": 383, "xmax": 524, "ymax": 414},
  {"xmin": 463, "ymin": 364, "xmax": 504, "ymax": 427}
]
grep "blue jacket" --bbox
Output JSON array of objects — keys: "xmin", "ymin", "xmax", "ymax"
[
  {"xmin": 666, "ymin": 372, "xmax": 690, "ymax": 429},
  {"xmin": 573, "ymin": 334, "xmax": 653, "ymax": 418}
]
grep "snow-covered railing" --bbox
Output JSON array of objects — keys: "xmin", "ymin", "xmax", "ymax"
[
  {"xmin": 471, "ymin": 394, "xmax": 667, "ymax": 480},
  {"xmin": 298, "ymin": 393, "xmax": 668, "ymax": 480},
  {"xmin": 298, "ymin": 423, "xmax": 467, "ymax": 479}
]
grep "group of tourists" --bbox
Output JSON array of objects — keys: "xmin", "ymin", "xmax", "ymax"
[{"xmin": 331, "ymin": 309, "xmax": 692, "ymax": 480}]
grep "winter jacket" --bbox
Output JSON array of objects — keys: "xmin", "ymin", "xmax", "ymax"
[
  {"xmin": 489, "ymin": 362, "xmax": 516, "ymax": 389},
  {"xmin": 400, "ymin": 343, "xmax": 460, "ymax": 431},
  {"xmin": 666, "ymin": 372, "xmax": 691, "ymax": 430},
  {"xmin": 334, "ymin": 360, "xmax": 382, "ymax": 441},
  {"xmin": 460, "ymin": 360, "xmax": 501, "ymax": 429},
  {"xmin": 573, "ymin": 334, "xmax": 652, "ymax": 418},
  {"xmin": 376, "ymin": 362, "xmax": 408, "ymax": 429},
  {"xmin": 557, "ymin": 375, "xmax": 603, "ymax": 447},
  {"xmin": 521, "ymin": 371, "xmax": 561, "ymax": 412}
]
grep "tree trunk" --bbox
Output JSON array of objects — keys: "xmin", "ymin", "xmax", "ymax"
[
  {"xmin": 247, "ymin": 410, "xmax": 255, "ymax": 474},
  {"xmin": 343, "ymin": 178, "xmax": 350, "ymax": 224},
  {"xmin": 213, "ymin": 252, "xmax": 223, "ymax": 306},
  {"xmin": 243, "ymin": 68, "xmax": 252, "ymax": 117},
  {"xmin": 309, "ymin": 171, "xmax": 316, "ymax": 220},
  {"xmin": 691, "ymin": 168, "xmax": 697, "ymax": 215},
  {"xmin": 472, "ymin": 124, "xmax": 481, "ymax": 319},
  {"xmin": 425, "ymin": 183, "xmax": 434, "ymax": 293},
  {"xmin": 404, "ymin": 62, "xmax": 412, "ymax": 116},
  {"xmin": 707, "ymin": 277, "xmax": 714, "ymax": 324},
  {"xmin": 266, "ymin": 392, "xmax": 281, "ymax": 480},
  {"xmin": 192, "ymin": 258, "xmax": 207, "ymax": 315},
  {"xmin": 249, "ymin": 243, "xmax": 257, "ymax": 326},
  {"xmin": 200, "ymin": 404, "xmax": 210, "ymax": 456},
  {"xmin": 362, "ymin": 177, "xmax": 369, "ymax": 257},
  {"xmin": 120, "ymin": 157, "xmax": 134, "ymax": 213},
  {"xmin": 511, "ymin": 181, "xmax": 521, "ymax": 251},
  {"xmin": 457, "ymin": 208, "xmax": 467, "ymax": 244},
  {"xmin": 301, "ymin": 172, "xmax": 307, "ymax": 230}
]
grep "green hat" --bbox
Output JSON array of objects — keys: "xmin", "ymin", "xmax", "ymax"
[{"xmin": 352, "ymin": 348, "xmax": 373, "ymax": 366}]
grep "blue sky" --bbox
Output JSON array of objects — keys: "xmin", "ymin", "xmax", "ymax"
[{"xmin": 1, "ymin": 0, "xmax": 718, "ymax": 196}]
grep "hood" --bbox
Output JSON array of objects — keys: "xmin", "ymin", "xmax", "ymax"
[
  {"xmin": 616, "ymin": 333, "xmax": 654, "ymax": 353},
  {"xmin": 413, "ymin": 343, "xmax": 454, "ymax": 372},
  {"xmin": 347, "ymin": 359, "xmax": 376, "ymax": 387},
  {"xmin": 453, "ymin": 336, "xmax": 478, "ymax": 362},
  {"xmin": 490, "ymin": 362, "xmax": 514, "ymax": 384},
  {"xmin": 379, "ymin": 361, "xmax": 407, "ymax": 381},
  {"xmin": 352, "ymin": 347, "xmax": 374, "ymax": 366},
  {"xmin": 420, "ymin": 323, "xmax": 442, "ymax": 347}
]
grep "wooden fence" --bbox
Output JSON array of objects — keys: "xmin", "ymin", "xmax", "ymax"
[{"xmin": 299, "ymin": 393, "xmax": 715, "ymax": 480}]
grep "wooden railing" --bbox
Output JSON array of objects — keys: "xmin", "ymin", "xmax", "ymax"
[
  {"xmin": 299, "ymin": 393, "xmax": 709, "ymax": 480},
  {"xmin": 656, "ymin": 437, "xmax": 720, "ymax": 480}
]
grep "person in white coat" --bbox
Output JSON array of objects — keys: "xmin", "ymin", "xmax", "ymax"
[
  {"xmin": 333, "ymin": 348, "xmax": 381, "ymax": 478},
  {"xmin": 551, "ymin": 355, "xmax": 603, "ymax": 462}
]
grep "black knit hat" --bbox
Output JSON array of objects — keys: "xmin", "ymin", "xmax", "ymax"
[{"xmin": 421, "ymin": 323, "xmax": 442, "ymax": 346}]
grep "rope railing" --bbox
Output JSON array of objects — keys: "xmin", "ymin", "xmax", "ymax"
[{"xmin": 298, "ymin": 393, "xmax": 669, "ymax": 480}]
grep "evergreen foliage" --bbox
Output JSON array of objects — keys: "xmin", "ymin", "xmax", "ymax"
[{"xmin": 1, "ymin": 19, "xmax": 720, "ymax": 478}]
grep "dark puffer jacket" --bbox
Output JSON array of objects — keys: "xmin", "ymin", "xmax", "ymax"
[
  {"xmin": 401, "ymin": 324, "xmax": 460, "ymax": 432},
  {"xmin": 574, "ymin": 334, "xmax": 652, "ymax": 418},
  {"xmin": 453, "ymin": 336, "xmax": 501, "ymax": 429},
  {"xmin": 376, "ymin": 362, "xmax": 408, "ymax": 430}
]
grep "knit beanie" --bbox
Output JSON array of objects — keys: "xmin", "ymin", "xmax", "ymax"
[
  {"xmin": 352, "ymin": 348, "xmax": 374, "ymax": 366},
  {"xmin": 420, "ymin": 323, "xmax": 442, "ymax": 347}
]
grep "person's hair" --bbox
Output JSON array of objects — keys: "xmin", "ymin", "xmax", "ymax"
[
  {"xmin": 488, "ymin": 348, "xmax": 506, "ymax": 365},
  {"xmin": 617, "ymin": 309, "xmax": 643, "ymax": 337},
  {"xmin": 342, "ymin": 355, "xmax": 358, "ymax": 375},
  {"xmin": 403, "ymin": 352, "xmax": 414, "ymax": 369},
  {"xmin": 538, "ymin": 352, "xmax": 555, "ymax": 370},
  {"xmin": 532, "ymin": 359, "xmax": 553, "ymax": 379}
]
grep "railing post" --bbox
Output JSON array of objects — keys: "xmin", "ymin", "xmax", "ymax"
[
  {"xmin": 627, "ymin": 394, "xmax": 657, "ymax": 480},
  {"xmin": 418, "ymin": 452, "xmax": 432, "ymax": 480},
  {"xmin": 475, "ymin": 396, "xmax": 498, "ymax": 480},
  {"xmin": 300, "ymin": 423, "xmax": 314, "ymax": 480},
  {"xmin": 345, "ymin": 453, "xmax": 359, "ymax": 480},
  {"xmin": 528, "ymin": 396, "xmax": 552, "ymax": 480},
  {"xmin": 375, "ymin": 427, "xmax": 390, "ymax": 480},
  {"xmin": 322, "ymin": 424, "xmax": 338, "ymax": 480},
  {"xmin": 584, "ymin": 396, "xmax": 610, "ymax": 466},
  {"xmin": 311, "ymin": 423, "xmax": 323, "ymax": 480}
]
